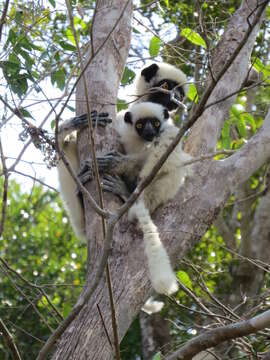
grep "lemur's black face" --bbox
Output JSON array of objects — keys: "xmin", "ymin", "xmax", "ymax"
[
  {"xmin": 148, "ymin": 79, "xmax": 185, "ymax": 111},
  {"xmin": 124, "ymin": 108, "xmax": 169, "ymax": 142},
  {"xmin": 135, "ymin": 117, "xmax": 161, "ymax": 142}
]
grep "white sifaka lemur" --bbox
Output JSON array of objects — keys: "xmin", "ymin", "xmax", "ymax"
[
  {"xmin": 57, "ymin": 62, "xmax": 188, "ymax": 241},
  {"xmin": 135, "ymin": 62, "xmax": 188, "ymax": 111},
  {"xmin": 80, "ymin": 102, "xmax": 192, "ymax": 294}
]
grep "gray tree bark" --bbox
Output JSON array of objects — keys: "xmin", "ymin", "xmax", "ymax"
[{"xmin": 52, "ymin": 0, "xmax": 269, "ymax": 359}]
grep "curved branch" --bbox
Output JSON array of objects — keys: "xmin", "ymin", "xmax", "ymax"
[{"xmin": 166, "ymin": 309, "xmax": 270, "ymax": 360}]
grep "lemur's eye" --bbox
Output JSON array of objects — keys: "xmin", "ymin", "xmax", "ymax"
[
  {"xmin": 136, "ymin": 123, "xmax": 142, "ymax": 129},
  {"xmin": 162, "ymin": 82, "xmax": 169, "ymax": 90},
  {"xmin": 154, "ymin": 121, "xmax": 160, "ymax": 127}
]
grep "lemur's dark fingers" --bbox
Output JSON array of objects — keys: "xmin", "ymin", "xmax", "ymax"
[
  {"xmin": 78, "ymin": 159, "xmax": 93, "ymax": 176},
  {"xmin": 91, "ymin": 111, "xmax": 112, "ymax": 126},
  {"xmin": 62, "ymin": 112, "xmax": 112, "ymax": 132},
  {"xmin": 78, "ymin": 170, "xmax": 93, "ymax": 185},
  {"xmin": 105, "ymin": 150, "xmax": 122, "ymax": 157},
  {"xmin": 101, "ymin": 175, "xmax": 130, "ymax": 202}
]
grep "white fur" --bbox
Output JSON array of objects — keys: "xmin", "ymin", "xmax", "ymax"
[
  {"xmin": 129, "ymin": 200, "xmax": 179, "ymax": 295},
  {"xmin": 135, "ymin": 62, "xmax": 188, "ymax": 99},
  {"xmin": 141, "ymin": 297, "xmax": 164, "ymax": 315},
  {"xmin": 120, "ymin": 102, "xmax": 192, "ymax": 294},
  {"xmin": 57, "ymin": 128, "xmax": 85, "ymax": 240}
]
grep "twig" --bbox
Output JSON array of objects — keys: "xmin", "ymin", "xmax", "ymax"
[
  {"xmin": 0, "ymin": 263, "xmax": 54, "ymax": 333},
  {"xmin": 0, "ymin": 0, "xmax": 10, "ymax": 41},
  {"xmin": 165, "ymin": 309, "xmax": 270, "ymax": 360},
  {"xmin": 0, "ymin": 257, "xmax": 63, "ymax": 321},
  {"xmin": 0, "ymin": 135, "xmax": 9, "ymax": 237},
  {"xmin": 96, "ymin": 303, "xmax": 113, "ymax": 349},
  {"xmin": 12, "ymin": 170, "xmax": 58, "ymax": 192},
  {"xmin": 0, "ymin": 317, "xmax": 21, "ymax": 360}
]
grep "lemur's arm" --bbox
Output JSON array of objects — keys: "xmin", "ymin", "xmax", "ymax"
[
  {"xmin": 59, "ymin": 111, "xmax": 111, "ymax": 139},
  {"xmin": 78, "ymin": 151, "xmax": 144, "ymax": 202}
]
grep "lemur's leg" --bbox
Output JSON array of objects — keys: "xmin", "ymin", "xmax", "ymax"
[{"xmin": 57, "ymin": 111, "xmax": 111, "ymax": 240}]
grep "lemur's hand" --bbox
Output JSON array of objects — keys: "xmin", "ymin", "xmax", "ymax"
[
  {"xmin": 101, "ymin": 174, "xmax": 130, "ymax": 202},
  {"xmin": 78, "ymin": 159, "xmax": 94, "ymax": 184},
  {"xmin": 61, "ymin": 111, "xmax": 112, "ymax": 132},
  {"xmin": 96, "ymin": 151, "xmax": 124, "ymax": 172}
]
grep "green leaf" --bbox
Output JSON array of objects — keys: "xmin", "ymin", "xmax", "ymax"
[
  {"xmin": 244, "ymin": 113, "xmax": 256, "ymax": 132},
  {"xmin": 10, "ymin": 74, "xmax": 28, "ymax": 97},
  {"xmin": 236, "ymin": 115, "xmax": 246, "ymax": 138},
  {"xmin": 5, "ymin": 28, "xmax": 17, "ymax": 47},
  {"xmin": 149, "ymin": 36, "xmax": 162, "ymax": 57},
  {"xmin": 121, "ymin": 67, "xmax": 136, "ymax": 85},
  {"xmin": 187, "ymin": 83, "xmax": 198, "ymax": 102},
  {"xmin": 18, "ymin": 49, "xmax": 34, "ymax": 69},
  {"xmin": 49, "ymin": 0, "xmax": 56, "ymax": 6},
  {"xmin": 117, "ymin": 99, "xmax": 128, "ymax": 112},
  {"xmin": 133, "ymin": 27, "xmax": 140, "ymax": 34},
  {"xmin": 177, "ymin": 270, "xmax": 192, "ymax": 289},
  {"xmin": 66, "ymin": 105, "xmax": 75, "ymax": 112},
  {"xmin": 7, "ymin": 53, "xmax": 20, "ymax": 75},
  {"xmin": 164, "ymin": 0, "xmax": 169, "ymax": 7},
  {"xmin": 63, "ymin": 303, "xmax": 72, "ymax": 318},
  {"xmin": 18, "ymin": 107, "xmax": 33, "ymax": 119},
  {"xmin": 181, "ymin": 28, "xmax": 206, "ymax": 48},
  {"xmin": 59, "ymin": 41, "xmax": 77, "ymax": 52},
  {"xmin": 50, "ymin": 120, "xmax": 55, "ymax": 129},
  {"xmin": 152, "ymin": 352, "xmax": 161, "ymax": 360},
  {"xmin": 51, "ymin": 68, "xmax": 66, "ymax": 90},
  {"xmin": 221, "ymin": 121, "xmax": 231, "ymax": 149},
  {"xmin": 65, "ymin": 27, "xmax": 76, "ymax": 46},
  {"xmin": 253, "ymin": 58, "xmax": 270, "ymax": 82}
]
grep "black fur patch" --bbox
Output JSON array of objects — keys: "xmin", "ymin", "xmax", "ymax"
[
  {"xmin": 147, "ymin": 79, "xmax": 185, "ymax": 111},
  {"xmin": 124, "ymin": 111, "xmax": 133, "ymax": 124},
  {"xmin": 141, "ymin": 64, "xmax": 159, "ymax": 82},
  {"xmin": 163, "ymin": 108, "xmax": 169, "ymax": 119}
]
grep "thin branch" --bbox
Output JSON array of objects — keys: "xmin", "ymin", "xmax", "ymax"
[
  {"xmin": 0, "ymin": 257, "xmax": 63, "ymax": 321},
  {"xmin": 96, "ymin": 303, "xmax": 113, "ymax": 349},
  {"xmin": 0, "ymin": 317, "xmax": 21, "ymax": 360},
  {"xmin": 0, "ymin": 0, "xmax": 10, "ymax": 41},
  {"xmin": 166, "ymin": 309, "xmax": 270, "ymax": 360},
  {"xmin": 12, "ymin": 170, "xmax": 58, "ymax": 192},
  {"xmin": 0, "ymin": 135, "xmax": 9, "ymax": 237},
  {"xmin": 0, "ymin": 263, "xmax": 54, "ymax": 333}
]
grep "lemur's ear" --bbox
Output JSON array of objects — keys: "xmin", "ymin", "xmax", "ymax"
[
  {"xmin": 124, "ymin": 111, "xmax": 133, "ymax": 124},
  {"xmin": 163, "ymin": 108, "xmax": 169, "ymax": 119},
  {"xmin": 141, "ymin": 64, "xmax": 159, "ymax": 82}
]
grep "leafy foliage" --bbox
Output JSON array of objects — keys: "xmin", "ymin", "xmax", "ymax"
[{"xmin": 0, "ymin": 180, "xmax": 86, "ymax": 359}]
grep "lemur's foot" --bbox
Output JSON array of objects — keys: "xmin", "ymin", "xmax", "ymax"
[
  {"xmin": 101, "ymin": 175, "xmax": 130, "ymax": 202},
  {"xmin": 96, "ymin": 151, "xmax": 124, "ymax": 172}
]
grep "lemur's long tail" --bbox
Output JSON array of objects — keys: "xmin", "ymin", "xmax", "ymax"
[{"xmin": 129, "ymin": 200, "xmax": 178, "ymax": 295}]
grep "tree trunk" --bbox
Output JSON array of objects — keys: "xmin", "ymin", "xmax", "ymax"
[{"xmin": 52, "ymin": 1, "xmax": 133, "ymax": 358}]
